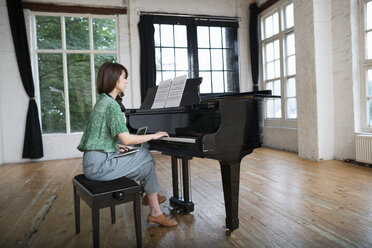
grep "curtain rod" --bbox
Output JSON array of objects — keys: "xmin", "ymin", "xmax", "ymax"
[{"xmin": 138, "ymin": 11, "xmax": 239, "ymax": 21}]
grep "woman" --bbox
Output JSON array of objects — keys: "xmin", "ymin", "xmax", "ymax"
[{"xmin": 77, "ymin": 62, "xmax": 177, "ymax": 227}]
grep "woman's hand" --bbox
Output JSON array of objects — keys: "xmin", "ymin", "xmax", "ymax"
[
  {"xmin": 118, "ymin": 144, "xmax": 131, "ymax": 153},
  {"xmin": 152, "ymin": 131, "xmax": 169, "ymax": 140}
]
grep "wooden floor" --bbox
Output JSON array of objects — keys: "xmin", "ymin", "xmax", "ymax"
[{"xmin": 0, "ymin": 148, "xmax": 371, "ymax": 248}]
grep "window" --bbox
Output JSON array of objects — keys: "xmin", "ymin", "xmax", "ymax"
[
  {"xmin": 152, "ymin": 16, "xmax": 239, "ymax": 95},
  {"xmin": 32, "ymin": 14, "xmax": 118, "ymax": 134},
  {"xmin": 260, "ymin": 2, "xmax": 296, "ymax": 123},
  {"xmin": 362, "ymin": 0, "xmax": 372, "ymax": 130}
]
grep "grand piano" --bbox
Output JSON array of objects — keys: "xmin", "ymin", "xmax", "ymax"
[{"xmin": 125, "ymin": 78, "xmax": 273, "ymax": 235}]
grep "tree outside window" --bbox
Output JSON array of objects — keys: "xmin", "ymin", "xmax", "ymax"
[{"xmin": 34, "ymin": 14, "xmax": 117, "ymax": 134}]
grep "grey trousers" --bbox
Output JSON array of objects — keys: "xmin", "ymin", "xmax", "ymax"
[{"xmin": 82, "ymin": 146, "xmax": 160, "ymax": 195}]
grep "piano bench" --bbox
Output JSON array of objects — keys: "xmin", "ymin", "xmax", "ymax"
[{"xmin": 72, "ymin": 174, "xmax": 142, "ymax": 248}]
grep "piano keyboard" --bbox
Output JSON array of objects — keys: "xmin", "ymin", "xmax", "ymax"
[{"xmin": 159, "ymin": 136, "xmax": 197, "ymax": 144}]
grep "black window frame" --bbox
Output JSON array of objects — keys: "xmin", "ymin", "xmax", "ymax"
[{"xmin": 148, "ymin": 15, "xmax": 240, "ymax": 97}]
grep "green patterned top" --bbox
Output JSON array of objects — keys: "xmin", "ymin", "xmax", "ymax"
[{"xmin": 77, "ymin": 94, "xmax": 128, "ymax": 152}]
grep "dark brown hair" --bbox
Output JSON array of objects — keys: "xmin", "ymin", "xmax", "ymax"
[{"xmin": 96, "ymin": 62, "xmax": 128, "ymax": 106}]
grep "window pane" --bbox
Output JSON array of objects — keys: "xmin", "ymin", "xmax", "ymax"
[
  {"xmin": 222, "ymin": 27, "xmax": 233, "ymax": 48},
  {"xmin": 155, "ymin": 48, "xmax": 161, "ymax": 70},
  {"xmin": 211, "ymin": 49, "xmax": 223, "ymax": 70},
  {"xmin": 36, "ymin": 16, "xmax": 61, "ymax": 49},
  {"xmin": 67, "ymin": 54, "xmax": 91, "ymax": 132},
  {"xmin": 197, "ymin": 26, "xmax": 210, "ymax": 48},
  {"xmin": 274, "ymin": 80, "xmax": 281, "ymax": 95},
  {"xmin": 224, "ymin": 71, "xmax": 237, "ymax": 92},
  {"xmin": 93, "ymin": 18, "xmax": 116, "ymax": 51},
  {"xmin": 266, "ymin": 81, "xmax": 273, "ymax": 92},
  {"xmin": 163, "ymin": 71, "xmax": 175, "ymax": 80},
  {"xmin": 274, "ymin": 99, "xmax": 282, "ymax": 118},
  {"xmin": 224, "ymin": 49, "xmax": 235, "ymax": 70},
  {"xmin": 212, "ymin": 71, "xmax": 224, "ymax": 93},
  {"xmin": 154, "ymin": 24, "xmax": 160, "ymax": 46},
  {"xmin": 265, "ymin": 42, "xmax": 274, "ymax": 62},
  {"xmin": 367, "ymin": 31, "xmax": 372, "ymax": 59},
  {"xmin": 275, "ymin": 60, "xmax": 280, "ymax": 78},
  {"xmin": 65, "ymin": 17, "xmax": 89, "ymax": 50},
  {"xmin": 274, "ymin": 40, "xmax": 280, "ymax": 59},
  {"xmin": 94, "ymin": 53, "xmax": 117, "ymax": 81},
  {"xmin": 38, "ymin": 53, "xmax": 65, "ymax": 133},
  {"xmin": 287, "ymin": 98, "xmax": 297, "ymax": 119},
  {"xmin": 369, "ymin": 99, "xmax": 372, "ymax": 126},
  {"xmin": 198, "ymin": 49, "xmax": 211, "ymax": 70},
  {"xmin": 161, "ymin": 24, "xmax": 174, "ymax": 47},
  {"xmin": 286, "ymin": 77, "xmax": 296, "ymax": 97},
  {"xmin": 94, "ymin": 53, "xmax": 117, "ymax": 101},
  {"xmin": 266, "ymin": 99, "xmax": 274, "ymax": 118},
  {"xmin": 264, "ymin": 15, "xmax": 273, "ymax": 38},
  {"xmin": 367, "ymin": 2, "xmax": 372, "ymax": 30},
  {"xmin": 286, "ymin": 33, "xmax": 295, "ymax": 56},
  {"xmin": 210, "ymin": 27, "xmax": 222, "ymax": 48},
  {"xmin": 368, "ymin": 70, "xmax": 372, "ymax": 96},
  {"xmin": 162, "ymin": 48, "xmax": 174, "ymax": 70},
  {"xmin": 287, "ymin": 55, "xmax": 296, "ymax": 75},
  {"xmin": 156, "ymin": 71, "xmax": 162, "ymax": 84},
  {"xmin": 273, "ymin": 13, "xmax": 279, "ymax": 35},
  {"xmin": 266, "ymin": 61, "xmax": 274, "ymax": 80},
  {"xmin": 176, "ymin": 71, "xmax": 188, "ymax": 77},
  {"xmin": 175, "ymin": 48, "xmax": 188, "ymax": 70},
  {"xmin": 199, "ymin": 71, "xmax": 211, "ymax": 93},
  {"xmin": 174, "ymin": 25, "xmax": 187, "ymax": 47},
  {"xmin": 285, "ymin": 4, "xmax": 294, "ymax": 29}
]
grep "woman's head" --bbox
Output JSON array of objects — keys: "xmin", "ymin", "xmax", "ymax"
[{"xmin": 96, "ymin": 62, "xmax": 128, "ymax": 94}]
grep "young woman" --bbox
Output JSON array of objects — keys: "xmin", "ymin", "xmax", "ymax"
[{"xmin": 77, "ymin": 62, "xmax": 177, "ymax": 227}]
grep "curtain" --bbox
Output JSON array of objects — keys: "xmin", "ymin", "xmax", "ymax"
[
  {"xmin": 249, "ymin": 3, "xmax": 259, "ymax": 92},
  {"xmin": 6, "ymin": 0, "xmax": 43, "ymax": 158},
  {"xmin": 138, "ymin": 15, "xmax": 156, "ymax": 102}
]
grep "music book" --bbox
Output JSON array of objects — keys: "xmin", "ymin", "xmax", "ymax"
[{"xmin": 151, "ymin": 75, "xmax": 188, "ymax": 109}]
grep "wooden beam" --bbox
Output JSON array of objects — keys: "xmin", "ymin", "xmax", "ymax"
[
  {"xmin": 258, "ymin": 0, "xmax": 281, "ymax": 13},
  {"xmin": 22, "ymin": 2, "xmax": 127, "ymax": 15}
]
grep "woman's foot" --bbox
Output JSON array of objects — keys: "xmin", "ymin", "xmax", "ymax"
[
  {"xmin": 142, "ymin": 194, "xmax": 166, "ymax": 205},
  {"xmin": 147, "ymin": 213, "xmax": 178, "ymax": 227}
]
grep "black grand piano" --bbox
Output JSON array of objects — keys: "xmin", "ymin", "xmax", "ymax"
[{"xmin": 125, "ymin": 78, "xmax": 272, "ymax": 235}]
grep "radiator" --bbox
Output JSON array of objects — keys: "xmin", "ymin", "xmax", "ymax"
[{"xmin": 355, "ymin": 135, "xmax": 372, "ymax": 164}]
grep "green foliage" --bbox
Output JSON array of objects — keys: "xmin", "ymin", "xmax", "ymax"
[
  {"xmin": 36, "ymin": 16, "xmax": 61, "ymax": 49},
  {"xmin": 36, "ymin": 15, "xmax": 117, "ymax": 133}
]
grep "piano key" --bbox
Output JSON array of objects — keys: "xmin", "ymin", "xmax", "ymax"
[{"xmin": 159, "ymin": 136, "xmax": 197, "ymax": 144}]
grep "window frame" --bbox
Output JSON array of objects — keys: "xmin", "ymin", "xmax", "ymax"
[
  {"xmin": 259, "ymin": 0, "xmax": 297, "ymax": 128},
  {"xmin": 148, "ymin": 15, "xmax": 240, "ymax": 97},
  {"xmin": 360, "ymin": 0, "xmax": 372, "ymax": 131},
  {"xmin": 29, "ymin": 11, "xmax": 119, "ymax": 135}
]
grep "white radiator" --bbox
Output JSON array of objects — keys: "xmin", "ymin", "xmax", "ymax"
[{"xmin": 355, "ymin": 135, "xmax": 372, "ymax": 164}]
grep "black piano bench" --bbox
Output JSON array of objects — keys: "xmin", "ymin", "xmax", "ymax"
[{"xmin": 72, "ymin": 174, "xmax": 142, "ymax": 248}]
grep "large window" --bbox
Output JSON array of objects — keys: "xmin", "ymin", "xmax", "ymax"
[
  {"xmin": 31, "ymin": 14, "xmax": 118, "ymax": 134},
  {"xmin": 362, "ymin": 0, "xmax": 372, "ymax": 130},
  {"xmin": 152, "ymin": 16, "xmax": 239, "ymax": 95},
  {"xmin": 260, "ymin": 2, "xmax": 296, "ymax": 124}
]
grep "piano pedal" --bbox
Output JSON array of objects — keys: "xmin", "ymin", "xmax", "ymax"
[{"xmin": 170, "ymin": 207, "xmax": 183, "ymax": 214}]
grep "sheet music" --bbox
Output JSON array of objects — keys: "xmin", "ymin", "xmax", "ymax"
[
  {"xmin": 151, "ymin": 79, "xmax": 172, "ymax": 109},
  {"xmin": 164, "ymin": 75, "xmax": 187, "ymax": 108}
]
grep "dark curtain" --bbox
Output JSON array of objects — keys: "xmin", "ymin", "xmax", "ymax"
[
  {"xmin": 138, "ymin": 15, "xmax": 156, "ymax": 102},
  {"xmin": 249, "ymin": 3, "xmax": 259, "ymax": 92},
  {"xmin": 6, "ymin": 0, "xmax": 43, "ymax": 158}
]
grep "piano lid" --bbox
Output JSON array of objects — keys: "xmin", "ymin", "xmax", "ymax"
[{"xmin": 140, "ymin": 77, "xmax": 203, "ymax": 109}]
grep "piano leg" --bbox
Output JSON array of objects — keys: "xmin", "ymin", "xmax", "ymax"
[
  {"xmin": 169, "ymin": 156, "xmax": 194, "ymax": 213},
  {"xmin": 219, "ymin": 161, "xmax": 240, "ymax": 236}
]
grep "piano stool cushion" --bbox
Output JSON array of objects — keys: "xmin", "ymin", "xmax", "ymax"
[{"xmin": 73, "ymin": 174, "xmax": 140, "ymax": 195}]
